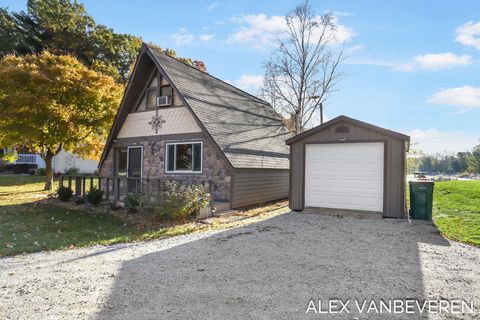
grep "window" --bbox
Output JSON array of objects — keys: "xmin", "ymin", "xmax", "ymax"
[
  {"xmin": 116, "ymin": 149, "xmax": 127, "ymax": 176},
  {"xmin": 145, "ymin": 88, "xmax": 157, "ymax": 109},
  {"xmin": 137, "ymin": 74, "xmax": 174, "ymax": 110},
  {"xmin": 166, "ymin": 142, "xmax": 202, "ymax": 173},
  {"xmin": 160, "ymin": 86, "xmax": 173, "ymax": 99},
  {"xmin": 142, "ymin": 84, "xmax": 173, "ymax": 110}
]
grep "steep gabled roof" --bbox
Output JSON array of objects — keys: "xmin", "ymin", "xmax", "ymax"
[
  {"xmin": 145, "ymin": 44, "xmax": 291, "ymax": 169},
  {"xmin": 285, "ymin": 115, "xmax": 410, "ymax": 145}
]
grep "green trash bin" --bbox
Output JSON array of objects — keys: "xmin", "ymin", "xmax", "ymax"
[{"xmin": 409, "ymin": 181, "xmax": 434, "ymax": 221}]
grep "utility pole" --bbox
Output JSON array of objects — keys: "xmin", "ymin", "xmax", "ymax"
[
  {"xmin": 307, "ymin": 95, "xmax": 324, "ymax": 125},
  {"xmin": 320, "ymin": 102, "xmax": 324, "ymax": 124}
]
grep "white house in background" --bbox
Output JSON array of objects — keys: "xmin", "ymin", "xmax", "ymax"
[
  {"xmin": 51, "ymin": 150, "xmax": 98, "ymax": 173},
  {"xmin": 0, "ymin": 148, "xmax": 98, "ymax": 174}
]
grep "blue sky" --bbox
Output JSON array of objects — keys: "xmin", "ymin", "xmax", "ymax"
[{"xmin": 4, "ymin": 0, "xmax": 480, "ymax": 154}]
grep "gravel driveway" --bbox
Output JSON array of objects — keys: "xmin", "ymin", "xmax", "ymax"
[{"xmin": 1, "ymin": 211, "xmax": 479, "ymax": 320}]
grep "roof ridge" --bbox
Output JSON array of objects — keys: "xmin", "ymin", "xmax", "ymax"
[
  {"xmin": 286, "ymin": 115, "xmax": 410, "ymax": 145},
  {"xmin": 145, "ymin": 43, "xmax": 270, "ymax": 106}
]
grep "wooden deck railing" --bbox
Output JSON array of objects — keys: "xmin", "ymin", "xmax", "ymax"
[{"xmin": 59, "ymin": 175, "xmax": 215, "ymax": 210}]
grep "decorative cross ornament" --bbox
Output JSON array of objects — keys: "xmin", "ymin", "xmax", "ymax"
[{"xmin": 149, "ymin": 111, "xmax": 166, "ymax": 134}]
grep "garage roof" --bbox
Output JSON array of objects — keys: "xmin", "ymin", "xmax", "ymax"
[{"xmin": 285, "ymin": 115, "xmax": 410, "ymax": 145}]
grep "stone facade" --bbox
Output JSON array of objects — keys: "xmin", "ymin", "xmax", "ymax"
[{"xmin": 99, "ymin": 134, "xmax": 231, "ymax": 202}]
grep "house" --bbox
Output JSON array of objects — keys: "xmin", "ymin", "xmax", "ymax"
[
  {"xmin": 286, "ymin": 115, "xmax": 410, "ymax": 218},
  {"xmin": 98, "ymin": 44, "xmax": 291, "ymax": 209},
  {"xmin": 0, "ymin": 147, "xmax": 98, "ymax": 174}
]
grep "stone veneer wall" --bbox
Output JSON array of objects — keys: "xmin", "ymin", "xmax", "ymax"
[{"xmin": 99, "ymin": 135, "xmax": 231, "ymax": 202}]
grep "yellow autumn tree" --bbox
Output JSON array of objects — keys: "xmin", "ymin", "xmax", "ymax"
[{"xmin": 0, "ymin": 51, "xmax": 123, "ymax": 190}]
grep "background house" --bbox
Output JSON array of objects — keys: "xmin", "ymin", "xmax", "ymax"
[{"xmin": 0, "ymin": 147, "xmax": 98, "ymax": 174}]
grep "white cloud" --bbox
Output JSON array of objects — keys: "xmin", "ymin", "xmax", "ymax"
[
  {"xmin": 455, "ymin": 21, "xmax": 480, "ymax": 50},
  {"xmin": 344, "ymin": 44, "xmax": 365, "ymax": 54},
  {"xmin": 234, "ymin": 74, "xmax": 263, "ymax": 93},
  {"xmin": 170, "ymin": 29, "xmax": 214, "ymax": 45},
  {"xmin": 171, "ymin": 28, "xmax": 194, "ymax": 46},
  {"xmin": 345, "ymin": 58, "xmax": 397, "ymax": 68},
  {"xmin": 329, "ymin": 16, "xmax": 356, "ymax": 43},
  {"xmin": 206, "ymin": 2, "xmax": 218, "ymax": 10},
  {"xmin": 332, "ymin": 11, "xmax": 353, "ymax": 17},
  {"xmin": 228, "ymin": 14, "xmax": 355, "ymax": 49},
  {"xmin": 199, "ymin": 34, "xmax": 214, "ymax": 42},
  {"xmin": 228, "ymin": 14, "xmax": 285, "ymax": 48},
  {"xmin": 394, "ymin": 53, "xmax": 472, "ymax": 72},
  {"xmin": 348, "ymin": 53, "xmax": 472, "ymax": 72},
  {"xmin": 409, "ymin": 129, "xmax": 478, "ymax": 154},
  {"xmin": 428, "ymin": 86, "xmax": 480, "ymax": 109}
]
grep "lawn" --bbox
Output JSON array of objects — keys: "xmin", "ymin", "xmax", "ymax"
[
  {"xmin": 433, "ymin": 180, "xmax": 480, "ymax": 246},
  {"xmin": 0, "ymin": 174, "xmax": 59, "ymax": 206},
  {"xmin": 0, "ymin": 174, "xmax": 151, "ymax": 255},
  {"xmin": 0, "ymin": 174, "xmax": 288, "ymax": 256}
]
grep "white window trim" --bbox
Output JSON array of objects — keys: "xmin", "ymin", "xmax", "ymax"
[
  {"xmin": 165, "ymin": 141, "xmax": 203, "ymax": 174},
  {"xmin": 127, "ymin": 146, "xmax": 143, "ymax": 178}
]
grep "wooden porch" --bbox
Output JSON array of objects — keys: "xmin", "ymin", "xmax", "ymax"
[{"xmin": 59, "ymin": 175, "xmax": 216, "ymax": 211}]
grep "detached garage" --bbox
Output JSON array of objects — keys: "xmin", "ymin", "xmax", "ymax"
[{"xmin": 286, "ymin": 115, "xmax": 410, "ymax": 218}]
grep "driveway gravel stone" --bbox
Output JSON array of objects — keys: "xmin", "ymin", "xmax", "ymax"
[{"xmin": 0, "ymin": 211, "xmax": 479, "ymax": 319}]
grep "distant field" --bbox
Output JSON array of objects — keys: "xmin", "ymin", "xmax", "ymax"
[{"xmin": 432, "ymin": 180, "xmax": 480, "ymax": 246}]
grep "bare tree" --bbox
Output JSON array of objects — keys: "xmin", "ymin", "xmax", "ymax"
[{"xmin": 260, "ymin": 0, "xmax": 344, "ymax": 134}]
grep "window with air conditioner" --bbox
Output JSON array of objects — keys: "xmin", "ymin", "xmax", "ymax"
[
  {"xmin": 137, "ymin": 75, "xmax": 173, "ymax": 111},
  {"xmin": 157, "ymin": 85, "xmax": 173, "ymax": 107}
]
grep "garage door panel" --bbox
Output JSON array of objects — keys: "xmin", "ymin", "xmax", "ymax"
[{"xmin": 305, "ymin": 143, "xmax": 384, "ymax": 212}]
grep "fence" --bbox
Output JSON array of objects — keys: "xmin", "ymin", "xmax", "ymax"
[{"xmin": 59, "ymin": 175, "xmax": 215, "ymax": 210}]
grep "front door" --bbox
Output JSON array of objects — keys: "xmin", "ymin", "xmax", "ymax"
[{"xmin": 127, "ymin": 147, "xmax": 142, "ymax": 193}]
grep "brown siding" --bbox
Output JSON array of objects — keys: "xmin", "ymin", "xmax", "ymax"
[
  {"xmin": 290, "ymin": 142, "xmax": 304, "ymax": 211},
  {"xmin": 289, "ymin": 121, "xmax": 407, "ymax": 218},
  {"xmin": 231, "ymin": 169, "xmax": 289, "ymax": 208}
]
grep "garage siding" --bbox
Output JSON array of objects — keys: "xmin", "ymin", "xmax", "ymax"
[
  {"xmin": 231, "ymin": 169, "xmax": 289, "ymax": 208},
  {"xmin": 289, "ymin": 122, "xmax": 407, "ymax": 218}
]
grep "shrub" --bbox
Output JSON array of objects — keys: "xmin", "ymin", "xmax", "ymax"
[
  {"xmin": 109, "ymin": 201, "xmax": 122, "ymax": 211},
  {"xmin": 57, "ymin": 186, "xmax": 73, "ymax": 202},
  {"xmin": 86, "ymin": 187, "xmax": 104, "ymax": 206},
  {"xmin": 74, "ymin": 196, "xmax": 85, "ymax": 205},
  {"xmin": 153, "ymin": 181, "xmax": 209, "ymax": 221},
  {"xmin": 36, "ymin": 168, "xmax": 46, "ymax": 176},
  {"xmin": 124, "ymin": 192, "xmax": 146, "ymax": 213},
  {"xmin": 458, "ymin": 172, "xmax": 469, "ymax": 178},
  {"xmin": 65, "ymin": 167, "xmax": 80, "ymax": 175}
]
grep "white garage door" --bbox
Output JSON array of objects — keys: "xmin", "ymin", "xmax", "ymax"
[{"xmin": 305, "ymin": 142, "xmax": 384, "ymax": 212}]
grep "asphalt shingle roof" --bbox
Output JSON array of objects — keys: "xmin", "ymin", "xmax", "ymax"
[{"xmin": 148, "ymin": 45, "xmax": 291, "ymax": 169}]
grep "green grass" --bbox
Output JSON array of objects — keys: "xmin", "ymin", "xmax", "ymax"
[
  {"xmin": 0, "ymin": 174, "xmax": 201, "ymax": 255},
  {"xmin": 0, "ymin": 175, "xmax": 59, "ymax": 206},
  {"xmin": 0, "ymin": 174, "xmax": 287, "ymax": 256},
  {"xmin": 432, "ymin": 180, "xmax": 480, "ymax": 246}
]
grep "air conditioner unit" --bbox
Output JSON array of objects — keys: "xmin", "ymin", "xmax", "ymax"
[{"xmin": 156, "ymin": 96, "xmax": 170, "ymax": 107}]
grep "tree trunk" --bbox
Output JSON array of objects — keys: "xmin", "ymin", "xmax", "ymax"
[
  {"xmin": 44, "ymin": 153, "xmax": 54, "ymax": 191},
  {"xmin": 295, "ymin": 110, "xmax": 302, "ymax": 135}
]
